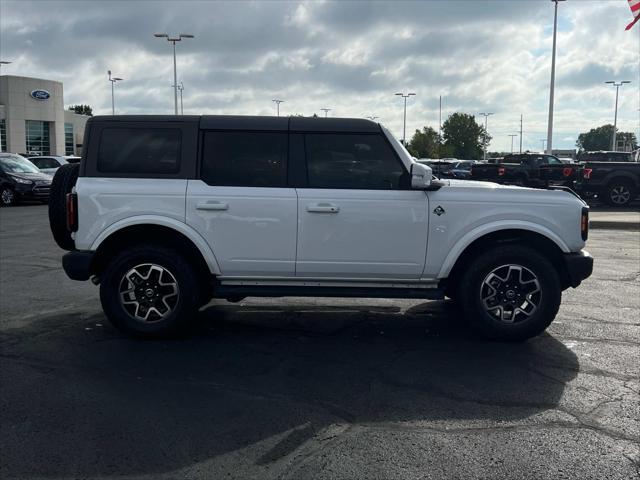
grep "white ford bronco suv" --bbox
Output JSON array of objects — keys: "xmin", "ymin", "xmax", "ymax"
[{"xmin": 49, "ymin": 115, "xmax": 593, "ymax": 340}]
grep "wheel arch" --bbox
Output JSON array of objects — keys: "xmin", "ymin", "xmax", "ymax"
[
  {"xmin": 90, "ymin": 217, "xmax": 221, "ymax": 276},
  {"xmin": 603, "ymin": 172, "xmax": 639, "ymax": 189},
  {"xmin": 440, "ymin": 227, "xmax": 572, "ymax": 292}
]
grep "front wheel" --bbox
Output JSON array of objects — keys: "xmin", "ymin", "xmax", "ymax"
[
  {"xmin": 1, "ymin": 187, "xmax": 16, "ymax": 206},
  {"xmin": 100, "ymin": 245, "xmax": 200, "ymax": 338},
  {"xmin": 458, "ymin": 245, "xmax": 561, "ymax": 341}
]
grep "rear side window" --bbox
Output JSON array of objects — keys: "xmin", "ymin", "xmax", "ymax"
[
  {"xmin": 201, "ymin": 131, "xmax": 287, "ymax": 187},
  {"xmin": 304, "ymin": 133, "xmax": 406, "ymax": 189},
  {"xmin": 97, "ymin": 128, "xmax": 181, "ymax": 174},
  {"xmin": 30, "ymin": 157, "xmax": 59, "ymax": 169}
]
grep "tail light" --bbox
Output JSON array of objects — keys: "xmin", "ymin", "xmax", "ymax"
[
  {"xmin": 581, "ymin": 207, "xmax": 589, "ymax": 241},
  {"xmin": 66, "ymin": 193, "xmax": 78, "ymax": 232},
  {"xmin": 498, "ymin": 167, "xmax": 506, "ymax": 176},
  {"xmin": 583, "ymin": 168, "xmax": 593, "ymax": 180},
  {"xmin": 562, "ymin": 167, "xmax": 573, "ymax": 177}
]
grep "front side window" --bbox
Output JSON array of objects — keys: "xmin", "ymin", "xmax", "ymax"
[
  {"xmin": 201, "ymin": 131, "xmax": 287, "ymax": 187},
  {"xmin": 304, "ymin": 133, "xmax": 406, "ymax": 189},
  {"xmin": 97, "ymin": 128, "xmax": 181, "ymax": 174}
]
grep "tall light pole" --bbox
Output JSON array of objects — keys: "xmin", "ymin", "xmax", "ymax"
[
  {"xmin": 605, "ymin": 81, "xmax": 631, "ymax": 151},
  {"xmin": 546, "ymin": 0, "xmax": 566, "ymax": 155},
  {"xmin": 154, "ymin": 33, "xmax": 194, "ymax": 115},
  {"xmin": 107, "ymin": 70, "xmax": 123, "ymax": 115},
  {"xmin": 520, "ymin": 114, "xmax": 523, "ymax": 153},
  {"xmin": 272, "ymin": 99, "xmax": 284, "ymax": 116},
  {"xmin": 395, "ymin": 92, "xmax": 416, "ymax": 145},
  {"xmin": 479, "ymin": 112, "xmax": 494, "ymax": 160},
  {"xmin": 320, "ymin": 108, "xmax": 331, "ymax": 118},
  {"xmin": 508, "ymin": 134, "xmax": 518, "ymax": 153}
]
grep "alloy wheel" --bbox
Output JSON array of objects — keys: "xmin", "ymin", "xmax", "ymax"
[
  {"xmin": 1, "ymin": 188, "xmax": 15, "ymax": 206},
  {"xmin": 609, "ymin": 185, "xmax": 631, "ymax": 205},
  {"xmin": 118, "ymin": 263, "xmax": 179, "ymax": 322},
  {"xmin": 480, "ymin": 264, "xmax": 541, "ymax": 324}
]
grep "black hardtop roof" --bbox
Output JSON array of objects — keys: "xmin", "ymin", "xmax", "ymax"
[{"xmin": 89, "ymin": 115, "xmax": 380, "ymax": 133}]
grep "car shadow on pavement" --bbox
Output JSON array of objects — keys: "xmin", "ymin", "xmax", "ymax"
[{"xmin": 0, "ymin": 299, "xmax": 579, "ymax": 478}]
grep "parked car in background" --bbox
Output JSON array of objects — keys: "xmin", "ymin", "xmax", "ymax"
[
  {"xmin": 577, "ymin": 151, "xmax": 637, "ymax": 163},
  {"xmin": 0, "ymin": 153, "xmax": 52, "ymax": 206},
  {"xmin": 471, "ymin": 153, "xmax": 575, "ymax": 188},
  {"xmin": 445, "ymin": 160, "xmax": 478, "ymax": 180},
  {"xmin": 29, "ymin": 155, "xmax": 81, "ymax": 175},
  {"xmin": 576, "ymin": 161, "xmax": 640, "ymax": 207}
]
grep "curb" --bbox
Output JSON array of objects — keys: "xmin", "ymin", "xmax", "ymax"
[{"xmin": 590, "ymin": 221, "xmax": 640, "ymax": 231}]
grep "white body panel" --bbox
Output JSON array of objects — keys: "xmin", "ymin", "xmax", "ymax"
[
  {"xmin": 296, "ymin": 188, "xmax": 429, "ymax": 278},
  {"xmin": 185, "ymin": 180, "xmax": 297, "ymax": 276}
]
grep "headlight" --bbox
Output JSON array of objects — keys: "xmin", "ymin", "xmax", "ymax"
[{"xmin": 9, "ymin": 175, "xmax": 33, "ymax": 185}]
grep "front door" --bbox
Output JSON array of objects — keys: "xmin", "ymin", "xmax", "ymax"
[
  {"xmin": 295, "ymin": 132, "xmax": 429, "ymax": 279},
  {"xmin": 186, "ymin": 130, "xmax": 297, "ymax": 277}
]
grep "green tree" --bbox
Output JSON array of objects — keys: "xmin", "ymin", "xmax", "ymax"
[
  {"xmin": 576, "ymin": 124, "xmax": 637, "ymax": 151},
  {"xmin": 407, "ymin": 126, "xmax": 440, "ymax": 159},
  {"xmin": 441, "ymin": 113, "xmax": 489, "ymax": 159},
  {"xmin": 68, "ymin": 104, "xmax": 93, "ymax": 116}
]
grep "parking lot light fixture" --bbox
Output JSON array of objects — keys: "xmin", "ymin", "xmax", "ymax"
[
  {"xmin": 154, "ymin": 33, "xmax": 194, "ymax": 115},
  {"xmin": 321, "ymin": 108, "xmax": 331, "ymax": 118},
  {"xmin": 0, "ymin": 60, "xmax": 11, "ymax": 72},
  {"xmin": 395, "ymin": 92, "xmax": 416, "ymax": 145},
  {"xmin": 366, "ymin": 116, "xmax": 379, "ymax": 121},
  {"xmin": 546, "ymin": 0, "xmax": 567, "ymax": 155},
  {"xmin": 108, "ymin": 70, "xmax": 123, "ymax": 115},
  {"xmin": 272, "ymin": 99, "xmax": 284, "ymax": 116},
  {"xmin": 508, "ymin": 134, "xmax": 518, "ymax": 153},
  {"xmin": 605, "ymin": 81, "xmax": 631, "ymax": 150},
  {"xmin": 479, "ymin": 112, "xmax": 494, "ymax": 161}
]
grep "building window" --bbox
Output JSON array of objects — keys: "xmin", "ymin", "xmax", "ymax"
[
  {"xmin": 65, "ymin": 123, "xmax": 74, "ymax": 155},
  {"xmin": 0, "ymin": 119, "xmax": 6, "ymax": 153},
  {"xmin": 25, "ymin": 120, "xmax": 51, "ymax": 156}
]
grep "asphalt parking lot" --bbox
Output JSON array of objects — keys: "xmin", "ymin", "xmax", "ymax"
[{"xmin": 1, "ymin": 205, "xmax": 639, "ymax": 480}]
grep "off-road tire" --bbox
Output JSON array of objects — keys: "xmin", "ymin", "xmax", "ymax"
[
  {"xmin": 458, "ymin": 245, "xmax": 561, "ymax": 341},
  {"xmin": 48, "ymin": 163, "xmax": 79, "ymax": 250},
  {"xmin": 100, "ymin": 245, "xmax": 200, "ymax": 338}
]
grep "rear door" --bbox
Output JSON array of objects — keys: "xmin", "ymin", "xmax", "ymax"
[
  {"xmin": 295, "ymin": 132, "xmax": 429, "ymax": 279},
  {"xmin": 186, "ymin": 129, "xmax": 297, "ymax": 277}
]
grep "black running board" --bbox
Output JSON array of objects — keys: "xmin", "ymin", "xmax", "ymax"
[{"xmin": 214, "ymin": 284, "xmax": 445, "ymax": 300}]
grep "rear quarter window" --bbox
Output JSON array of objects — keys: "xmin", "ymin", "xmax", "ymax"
[{"xmin": 97, "ymin": 128, "xmax": 182, "ymax": 174}]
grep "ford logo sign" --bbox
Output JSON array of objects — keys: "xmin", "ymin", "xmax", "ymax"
[{"xmin": 30, "ymin": 90, "xmax": 51, "ymax": 100}]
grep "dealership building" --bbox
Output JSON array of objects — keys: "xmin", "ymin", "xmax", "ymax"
[{"xmin": 0, "ymin": 75, "xmax": 90, "ymax": 156}]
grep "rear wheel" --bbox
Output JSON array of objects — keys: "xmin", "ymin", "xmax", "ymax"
[
  {"xmin": 604, "ymin": 180, "xmax": 636, "ymax": 207},
  {"xmin": 458, "ymin": 245, "xmax": 561, "ymax": 341},
  {"xmin": 100, "ymin": 245, "xmax": 200, "ymax": 338}
]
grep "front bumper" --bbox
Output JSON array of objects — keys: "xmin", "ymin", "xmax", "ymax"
[
  {"xmin": 15, "ymin": 182, "xmax": 51, "ymax": 200},
  {"xmin": 62, "ymin": 250, "xmax": 95, "ymax": 281},
  {"xmin": 563, "ymin": 250, "xmax": 593, "ymax": 288}
]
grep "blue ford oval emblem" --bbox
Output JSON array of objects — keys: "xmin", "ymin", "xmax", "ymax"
[{"xmin": 30, "ymin": 90, "xmax": 50, "ymax": 100}]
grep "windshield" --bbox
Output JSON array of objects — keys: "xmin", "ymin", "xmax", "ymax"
[{"xmin": 0, "ymin": 155, "xmax": 41, "ymax": 174}]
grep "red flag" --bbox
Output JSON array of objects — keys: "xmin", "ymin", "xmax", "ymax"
[{"xmin": 626, "ymin": 0, "xmax": 640, "ymax": 30}]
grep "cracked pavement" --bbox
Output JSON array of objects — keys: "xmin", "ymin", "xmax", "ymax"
[{"xmin": 1, "ymin": 205, "xmax": 639, "ymax": 479}]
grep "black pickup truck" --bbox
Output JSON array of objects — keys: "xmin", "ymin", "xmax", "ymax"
[
  {"xmin": 576, "ymin": 161, "xmax": 640, "ymax": 207},
  {"xmin": 471, "ymin": 153, "xmax": 576, "ymax": 188}
]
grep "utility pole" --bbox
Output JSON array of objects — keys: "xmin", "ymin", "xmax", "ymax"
[
  {"xmin": 605, "ymin": 81, "xmax": 631, "ymax": 150},
  {"xmin": 154, "ymin": 33, "xmax": 194, "ymax": 115},
  {"xmin": 546, "ymin": 0, "xmax": 566, "ymax": 154},
  {"xmin": 520, "ymin": 114, "xmax": 523, "ymax": 153},
  {"xmin": 508, "ymin": 134, "xmax": 518, "ymax": 153},
  {"xmin": 479, "ymin": 112, "xmax": 494, "ymax": 161},
  {"xmin": 320, "ymin": 108, "xmax": 331, "ymax": 117},
  {"xmin": 272, "ymin": 99, "xmax": 284, "ymax": 116},
  {"xmin": 395, "ymin": 92, "xmax": 416, "ymax": 145}
]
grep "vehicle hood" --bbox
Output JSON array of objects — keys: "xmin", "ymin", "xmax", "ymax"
[
  {"xmin": 436, "ymin": 179, "xmax": 585, "ymax": 206},
  {"xmin": 8, "ymin": 172, "xmax": 53, "ymax": 181}
]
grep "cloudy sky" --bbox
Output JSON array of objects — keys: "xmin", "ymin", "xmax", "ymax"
[{"xmin": 1, "ymin": 0, "xmax": 639, "ymax": 151}]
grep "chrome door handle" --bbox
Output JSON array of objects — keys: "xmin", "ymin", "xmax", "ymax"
[
  {"xmin": 306, "ymin": 203, "xmax": 339, "ymax": 213},
  {"xmin": 196, "ymin": 201, "xmax": 229, "ymax": 211}
]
